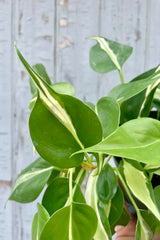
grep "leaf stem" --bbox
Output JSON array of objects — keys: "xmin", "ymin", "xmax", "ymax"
[
  {"xmin": 105, "ymin": 155, "xmax": 112, "ymax": 164},
  {"xmin": 115, "ymin": 168, "xmax": 140, "ymax": 217},
  {"xmin": 69, "ymin": 168, "xmax": 74, "ymax": 204},
  {"xmin": 119, "ymin": 69, "xmax": 125, "ymax": 84}
]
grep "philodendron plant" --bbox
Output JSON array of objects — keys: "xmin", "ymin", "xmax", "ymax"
[{"xmin": 10, "ymin": 36, "xmax": 160, "ymax": 240}]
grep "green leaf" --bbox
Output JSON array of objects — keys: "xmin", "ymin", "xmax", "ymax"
[
  {"xmin": 89, "ymin": 36, "xmax": 133, "ymax": 73},
  {"xmin": 77, "ymin": 118, "xmax": 160, "ymax": 165},
  {"xmin": 9, "ymin": 157, "xmax": 53, "ymax": 203},
  {"xmin": 42, "ymin": 177, "xmax": 85, "ymax": 216},
  {"xmin": 47, "ymin": 169, "xmax": 60, "ymax": 185},
  {"xmin": 85, "ymin": 170, "xmax": 112, "ymax": 240},
  {"xmin": 108, "ymin": 187, "xmax": 124, "ymax": 226},
  {"xmin": 154, "ymin": 186, "xmax": 160, "ymax": 212},
  {"xmin": 123, "ymin": 160, "xmax": 160, "ymax": 221},
  {"xmin": 30, "ymin": 82, "xmax": 75, "ymax": 111},
  {"xmin": 96, "ymin": 97, "xmax": 120, "ymax": 138},
  {"xmin": 97, "ymin": 163, "xmax": 117, "ymax": 204},
  {"xmin": 135, "ymin": 210, "xmax": 157, "ymax": 240},
  {"xmin": 30, "ymin": 97, "xmax": 84, "ymax": 168},
  {"xmin": 32, "ymin": 213, "xmax": 38, "ymax": 240},
  {"xmin": 37, "ymin": 203, "xmax": 50, "ymax": 237},
  {"xmin": 40, "ymin": 202, "xmax": 97, "ymax": 240},
  {"xmin": 120, "ymin": 67, "xmax": 157, "ymax": 123},
  {"xmin": 108, "ymin": 70, "xmax": 160, "ymax": 103},
  {"xmin": 139, "ymin": 66, "xmax": 160, "ymax": 117},
  {"xmin": 51, "ymin": 82, "xmax": 75, "ymax": 96},
  {"xmin": 85, "ymin": 102, "xmax": 95, "ymax": 112},
  {"xmin": 29, "ymin": 63, "xmax": 51, "ymax": 95},
  {"xmin": 153, "ymin": 98, "xmax": 160, "ymax": 112},
  {"xmin": 15, "ymin": 45, "xmax": 102, "ymax": 168},
  {"xmin": 110, "ymin": 208, "xmax": 130, "ymax": 234}
]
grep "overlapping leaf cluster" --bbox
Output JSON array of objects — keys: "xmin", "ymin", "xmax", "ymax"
[{"xmin": 10, "ymin": 37, "xmax": 160, "ymax": 239}]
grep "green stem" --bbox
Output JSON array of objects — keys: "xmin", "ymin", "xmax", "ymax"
[
  {"xmin": 69, "ymin": 168, "xmax": 74, "ymax": 204},
  {"xmin": 74, "ymin": 168, "xmax": 85, "ymax": 185},
  {"xmin": 115, "ymin": 168, "xmax": 140, "ymax": 216},
  {"xmin": 105, "ymin": 155, "xmax": 112, "ymax": 165},
  {"xmin": 84, "ymin": 152, "xmax": 92, "ymax": 164},
  {"xmin": 119, "ymin": 69, "xmax": 125, "ymax": 84}
]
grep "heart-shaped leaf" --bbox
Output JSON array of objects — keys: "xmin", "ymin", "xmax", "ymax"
[
  {"xmin": 89, "ymin": 37, "xmax": 133, "ymax": 74},
  {"xmin": 9, "ymin": 157, "xmax": 53, "ymax": 203},
  {"xmin": 96, "ymin": 96, "xmax": 120, "ymax": 138},
  {"xmin": 15, "ymin": 45, "xmax": 102, "ymax": 168},
  {"xmin": 77, "ymin": 118, "xmax": 160, "ymax": 165},
  {"xmin": 29, "ymin": 97, "xmax": 84, "ymax": 168},
  {"xmin": 42, "ymin": 177, "xmax": 85, "ymax": 215},
  {"xmin": 40, "ymin": 202, "xmax": 97, "ymax": 240}
]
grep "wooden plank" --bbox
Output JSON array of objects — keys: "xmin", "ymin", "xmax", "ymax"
[
  {"xmin": 98, "ymin": 0, "xmax": 147, "ymax": 98},
  {"xmin": 11, "ymin": 0, "xmax": 55, "ymax": 239},
  {"xmin": 0, "ymin": 0, "xmax": 12, "ymax": 239},
  {"xmin": 55, "ymin": 0, "xmax": 100, "ymax": 103},
  {"xmin": 0, "ymin": 185, "xmax": 12, "ymax": 240},
  {"xmin": 0, "ymin": 0, "xmax": 12, "ymax": 181},
  {"xmin": 145, "ymin": 0, "xmax": 160, "ymax": 70}
]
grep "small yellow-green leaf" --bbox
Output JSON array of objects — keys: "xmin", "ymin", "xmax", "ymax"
[{"xmin": 123, "ymin": 161, "xmax": 160, "ymax": 221}]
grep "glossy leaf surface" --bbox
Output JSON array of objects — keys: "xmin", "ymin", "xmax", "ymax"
[
  {"xmin": 96, "ymin": 96, "xmax": 120, "ymax": 138},
  {"xmin": 97, "ymin": 163, "xmax": 117, "ymax": 204},
  {"xmin": 42, "ymin": 177, "xmax": 85, "ymax": 215},
  {"xmin": 89, "ymin": 37, "xmax": 133, "ymax": 73},
  {"xmin": 9, "ymin": 158, "xmax": 53, "ymax": 203},
  {"xmin": 29, "ymin": 97, "xmax": 84, "ymax": 168},
  {"xmin": 123, "ymin": 161, "xmax": 160, "ymax": 221},
  {"xmin": 40, "ymin": 202, "xmax": 97, "ymax": 240},
  {"xmin": 16, "ymin": 45, "xmax": 102, "ymax": 168},
  {"xmin": 78, "ymin": 118, "xmax": 160, "ymax": 165}
]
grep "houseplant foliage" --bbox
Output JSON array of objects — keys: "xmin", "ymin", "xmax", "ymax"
[{"xmin": 10, "ymin": 36, "xmax": 160, "ymax": 240}]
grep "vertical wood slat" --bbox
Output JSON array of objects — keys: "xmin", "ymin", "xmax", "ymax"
[
  {"xmin": 55, "ymin": 0, "xmax": 100, "ymax": 103},
  {"xmin": 145, "ymin": 0, "xmax": 160, "ymax": 70},
  {"xmin": 11, "ymin": 0, "xmax": 55, "ymax": 239},
  {"xmin": 0, "ymin": 0, "xmax": 12, "ymax": 239}
]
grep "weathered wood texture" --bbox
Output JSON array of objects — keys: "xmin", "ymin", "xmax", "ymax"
[{"xmin": 0, "ymin": 0, "xmax": 160, "ymax": 239}]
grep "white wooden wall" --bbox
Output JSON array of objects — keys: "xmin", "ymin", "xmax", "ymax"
[{"xmin": 0, "ymin": 0, "xmax": 160, "ymax": 239}]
